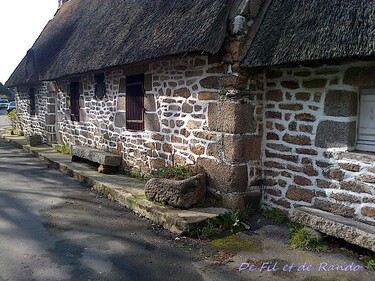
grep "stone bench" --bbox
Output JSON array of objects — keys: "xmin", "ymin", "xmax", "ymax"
[
  {"xmin": 291, "ymin": 206, "xmax": 375, "ymax": 252},
  {"xmin": 70, "ymin": 145, "xmax": 121, "ymax": 173}
]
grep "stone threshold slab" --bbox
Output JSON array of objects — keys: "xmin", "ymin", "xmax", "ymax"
[
  {"xmin": 1, "ymin": 133, "xmax": 228, "ymax": 235},
  {"xmin": 291, "ymin": 206, "xmax": 375, "ymax": 252}
]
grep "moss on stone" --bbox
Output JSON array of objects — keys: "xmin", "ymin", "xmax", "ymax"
[{"xmin": 210, "ymin": 233, "xmax": 262, "ymax": 252}]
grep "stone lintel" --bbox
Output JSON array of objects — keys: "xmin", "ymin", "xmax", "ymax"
[{"xmin": 291, "ymin": 206, "xmax": 375, "ymax": 252}]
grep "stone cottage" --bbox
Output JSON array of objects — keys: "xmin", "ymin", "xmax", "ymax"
[
  {"xmin": 241, "ymin": 0, "xmax": 375, "ymax": 250},
  {"xmin": 6, "ymin": 0, "xmax": 264, "ymax": 211},
  {"xmin": 5, "ymin": 0, "xmax": 375, "ymax": 249}
]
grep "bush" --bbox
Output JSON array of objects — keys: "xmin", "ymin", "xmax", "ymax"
[
  {"xmin": 7, "ymin": 109, "xmax": 17, "ymax": 130},
  {"xmin": 288, "ymin": 223, "xmax": 328, "ymax": 252}
]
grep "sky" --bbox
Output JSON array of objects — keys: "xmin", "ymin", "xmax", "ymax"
[{"xmin": 0, "ymin": 0, "xmax": 58, "ymax": 84}]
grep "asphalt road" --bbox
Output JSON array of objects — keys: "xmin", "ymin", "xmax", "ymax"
[{"xmin": 0, "ymin": 120, "xmax": 213, "ymax": 281}]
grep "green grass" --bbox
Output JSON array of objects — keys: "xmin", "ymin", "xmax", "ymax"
[
  {"xmin": 288, "ymin": 223, "xmax": 328, "ymax": 252},
  {"xmin": 189, "ymin": 210, "xmax": 249, "ymax": 239},
  {"xmin": 261, "ymin": 207, "xmax": 288, "ymax": 224},
  {"xmin": 53, "ymin": 145, "xmax": 71, "ymax": 155},
  {"xmin": 360, "ymin": 254, "xmax": 375, "ymax": 270}
]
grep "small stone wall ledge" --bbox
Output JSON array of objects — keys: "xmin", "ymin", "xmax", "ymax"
[{"xmin": 291, "ymin": 206, "xmax": 375, "ymax": 252}]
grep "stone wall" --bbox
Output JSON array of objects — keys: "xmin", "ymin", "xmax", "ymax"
[
  {"xmin": 262, "ymin": 60, "xmax": 375, "ymax": 225},
  {"xmin": 15, "ymin": 82, "xmax": 49, "ymax": 143},
  {"xmin": 46, "ymin": 55, "xmax": 263, "ymax": 209}
]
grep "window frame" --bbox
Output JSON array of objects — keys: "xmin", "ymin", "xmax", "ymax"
[
  {"xmin": 94, "ymin": 73, "xmax": 106, "ymax": 100},
  {"xmin": 70, "ymin": 82, "xmax": 80, "ymax": 122},
  {"xmin": 126, "ymin": 74, "xmax": 145, "ymax": 131},
  {"xmin": 356, "ymin": 89, "xmax": 375, "ymax": 152}
]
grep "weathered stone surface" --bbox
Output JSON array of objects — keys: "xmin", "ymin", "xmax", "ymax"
[
  {"xmin": 114, "ymin": 111, "xmax": 126, "ymax": 127},
  {"xmin": 265, "ymin": 150, "xmax": 298, "ymax": 163},
  {"xmin": 266, "ymin": 90, "xmax": 283, "ymax": 101},
  {"xmin": 199, "ymin": 76, "xmax": 222, "ymax": 89},
  {"xmin": 281, "ymin": 80, "xmax": 299, "ymax": 89},
  {"xmin": 144, "ymin": 173, "xmax": 206, "ymax": 209},
  {"xmin": 208, "ymin": 101, "xmax": 257, "ymax": 134},
  {"xmin": 174, "ymin": 88, "xmax": 191, "ymax": 98},
  {"xmin": 295, "ymin": 92, "xmax": 311, "ymax": 101},
  {"xmin": 71, "ymin": 145, "xmax": 121, "ymax": 166},
  {"xmin": 266, "ymin": 132, "xmax": 279, "ymax": 140},
  {"xmin": 344, "ymin": 66, "xmax": 375, "ymax": 87},
  {"xmin": 144, "ymin": 94, "xmax": 156, "ymax": 111},
  {"xmin": 144, "ymin": 113, "xmax": 160, "ymax": 131},
  {"xmin": 265, "ymin": 111, "xmax": 282, "ymax": 119},
  {"xmin": 315, "ymin": 121, "xmax": 356, "ymax": 148},
  {"xmin": 303, "ymin": 166, "xmax": 318, "ymax": 176},
  {"xmin": 330, "ymin": 193, "xmax": 361, "ymax": 203},
  {"xmin": 196, "ymin": 158, "xmax": 248, "ymax": 193},
  {"xmin": 296, "ymin": 148, "xmax": 318, "ymax": 155},
  {"xmin": 119, "ymin": 78, "xmax": 126, "ymax": 93},
  {"xmin": 117, "ymin": 95, "xmax": 126, "ymax": 109},
  {"xmin": 340, "ymin": 180, "xmax": 372, "ymax": 194},
  {"xmin": 223, "ymin": 135, "xmax": 262, "ymax": 162},
  {"xmin": 279, "ymin": 103, "xmax": 303, "ymax": 111},
  {"xmin": 28, "ymin": 135, "xmax": 42, "ymax": 146},
  {"xmin": 266, "ymin": 143, "xmax": 292, "ymax": 152},
  {"xmin": 286, "ymin": 185, "xmax": 314, "ymax": 202},
  {"xmin": 303, "ymin": 79, "xmax": 326, "ymax": 88},
  {"xmin": 356, "ymin": 174, "xmax": 375, "ymax": 183},
  {"xmin": 294, "ymin": 176, "xmax": 312, "ymax": 186},
  {"xmin": 271, "ymin": 198, "xmax": 291, "ymax": 208},
  {"xmin": 324, "ymin": 90, "xmax": 358, "ymax": 117},
  {"xmin": 291, "ymin": 206, "xmax": 375, "ymax": 252},
  {"xmin": 144, "ymin": 74, "xmax": 152, "ymax": 91},
  {"xmin": 361, "ymin": 206, "xmax": 375, "ymax": 219},
  {"xmin": 283, "ymin": 134, "xmax": 311, "ymax": 146},
  {"xmin": 338, "ymin": 162, "xmax": 361, "ymax": 172},
  {"xmin": 317, "ymin": 179, "xmax": 335, "ymax": 189},
  {"xmin": 221, "ymin": 190, "xmax": 261, "ymax": 213},
  {"xmin": 314, "ymin": 199, "xmax": 355, "ymax": 217},
  {"xmin": 295, "ymin": 113, "xmax": 315, "ymax": 122},
  {"xmin": 198, "ymin": 91, "xmax": 219, "ymax": 100}
]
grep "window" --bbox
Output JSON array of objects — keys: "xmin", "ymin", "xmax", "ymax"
[
  {"xmin": 126, "ymin": 74, "xmax": 144, "ymax": 131},
  {"xmin": 94, "ymin": 73, "xmax": 106, "ymax": 100},
  {"xmin": 29, "ymin": 87, "xmax": 35, "ymax": 115},
  {"xmin": 70, "ymin": 82, "xmax": 80, "ymax": 122},
  {"xmin": 356, "ymin": 90, "xmax": 375, "ymax": 152}
]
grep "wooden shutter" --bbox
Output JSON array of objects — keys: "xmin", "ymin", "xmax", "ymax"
[
  {"xmin": 126, "ymin": 75, "xmax": 144, "ymax": 131},
  {"xmin": 70, "ymin": 82, "xmax": 80, "ymax": 122},
  {"xmin": 356, "ymin": 90, "xmax": 375, "ymax": 152}
]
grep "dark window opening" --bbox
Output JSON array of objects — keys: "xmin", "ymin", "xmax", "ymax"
[
  {"xmin": 29, "ymin": 87, "xmax": 35, "ymax": 115},
  {"xmin": 70, "ymin": 82, "xmax": 80, "ymax": 122},
  {"xmin": 94, "ymin": 73, "xmax": 106, "ymax": 100},
  {"xmin": 126, "ymin": 74, "xmax": 145, "ymax": 131}
]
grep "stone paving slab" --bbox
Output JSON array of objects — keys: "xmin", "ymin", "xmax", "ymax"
[
  {"xmin": 1, "ymin": 133, "xmax": 228, "ymax": 235},
  {"xmin": 291, "ymin": 206, "xmax": 375, "ymax": 252}
]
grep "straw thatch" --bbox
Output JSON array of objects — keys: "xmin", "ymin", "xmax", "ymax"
[
  {"xmin": 242, "ymin": 0, "xmax": 375, "ymax": 68},
  {"xmin": 6, "ymin": 0, "xmax": 230, "ymax": 87}
]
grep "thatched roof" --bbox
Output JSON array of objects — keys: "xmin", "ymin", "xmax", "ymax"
[
  {"xmin": 242, "ymin": 0, "xmax": 375, "ymax": 68},
  {"xmin": 6, "ymin": 0, "xmax": 230, "ymax": 87}
]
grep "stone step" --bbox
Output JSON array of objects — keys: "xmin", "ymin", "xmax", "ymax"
[
  {"xmin": 291, "ymin": 206, "xmax": 375, "ymax": 252},
  {"xmin": 71, "ymin": 145, "xmax": 121, "ymax": 166}
]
